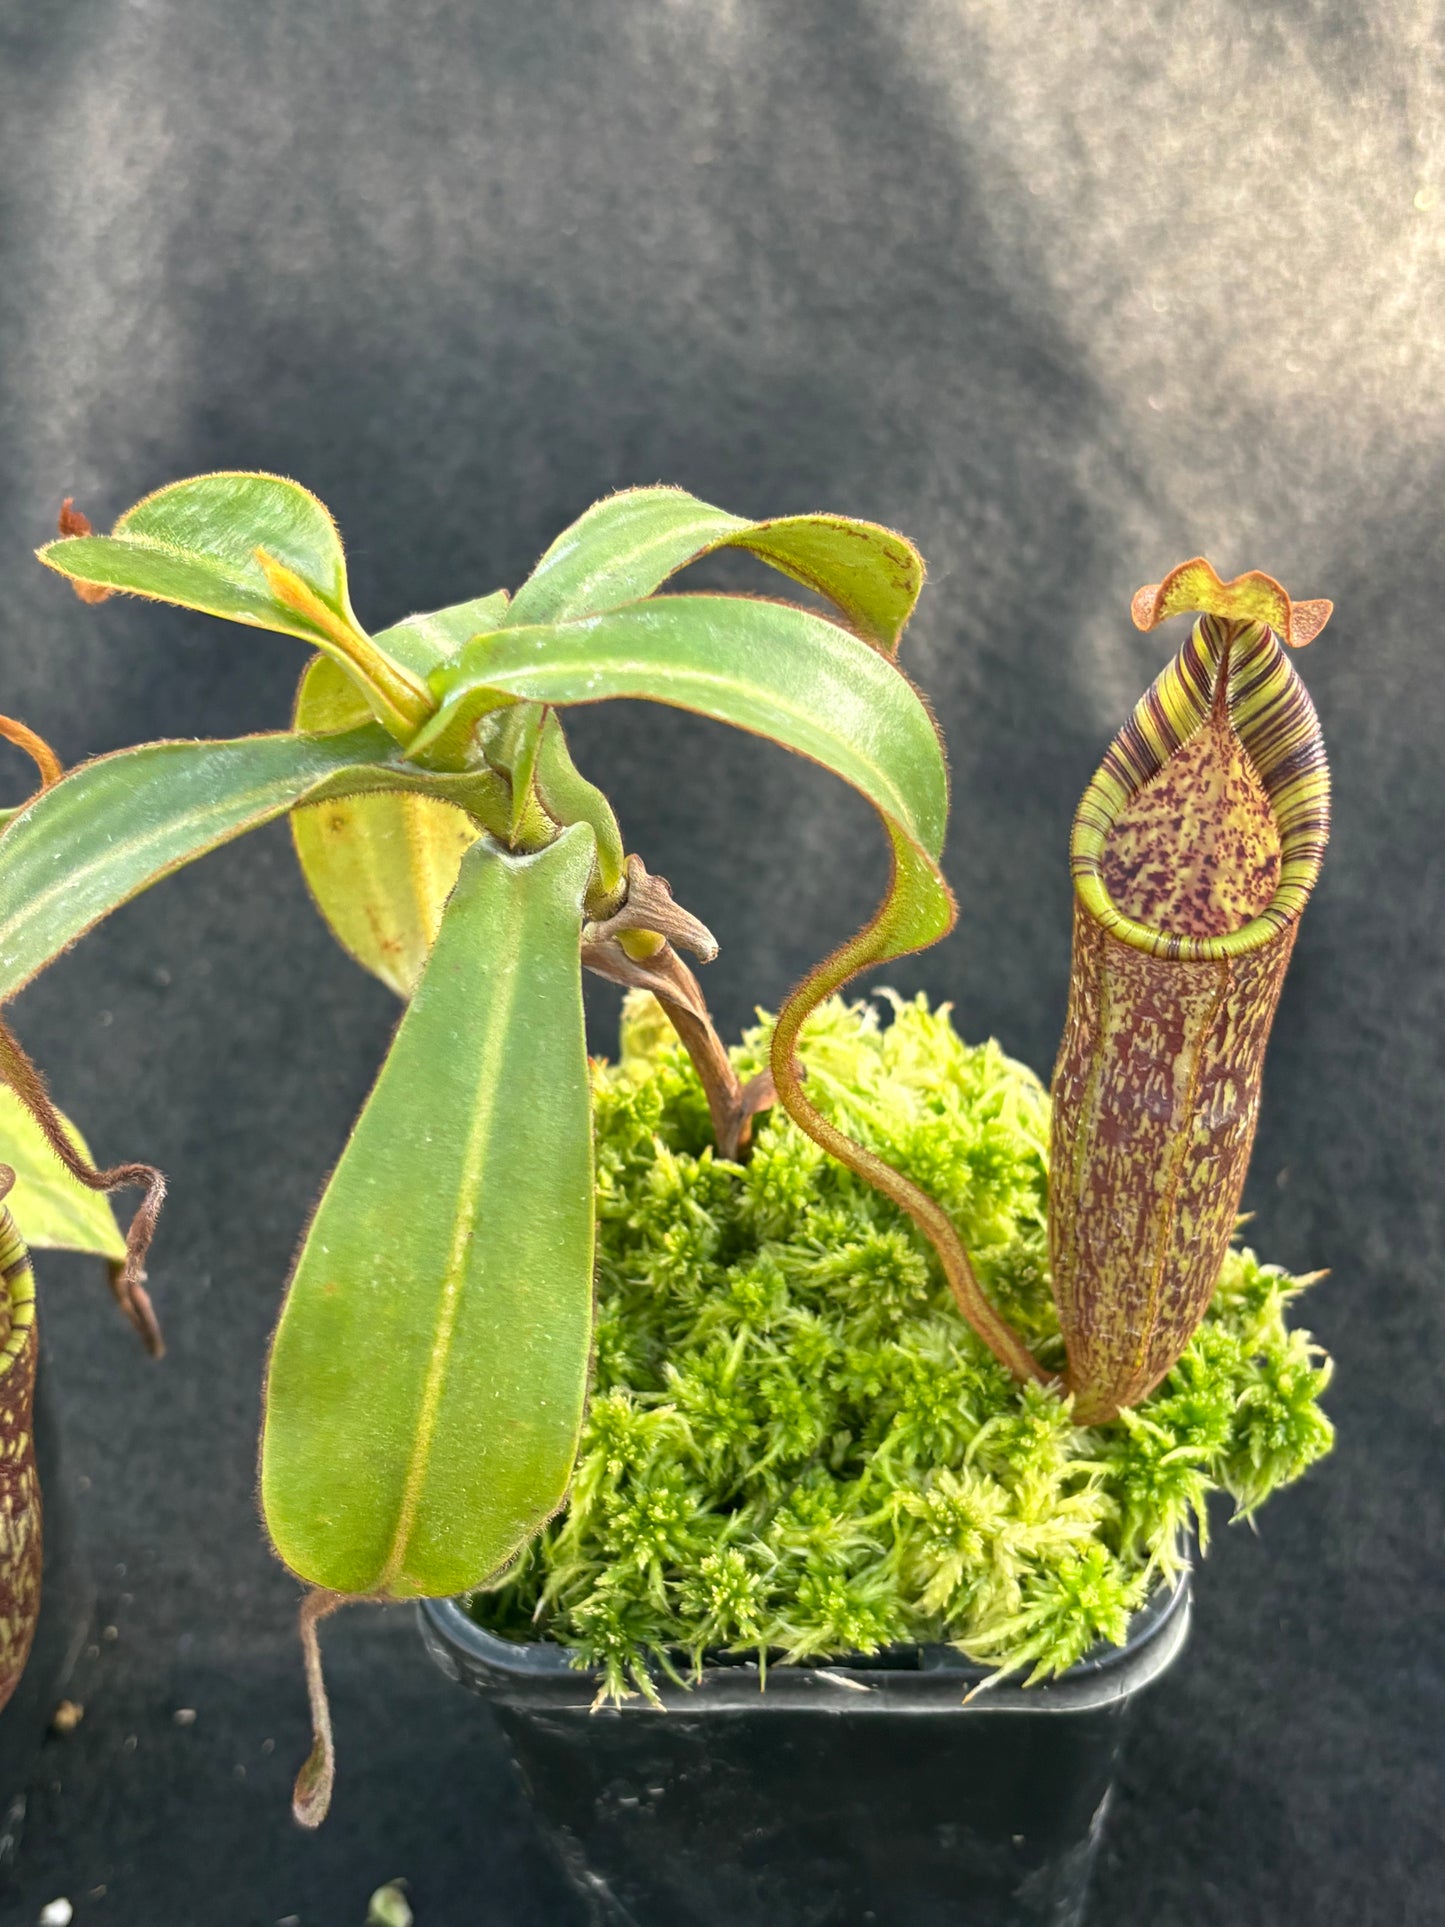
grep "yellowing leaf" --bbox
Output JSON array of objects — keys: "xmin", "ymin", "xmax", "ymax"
[
  {"xmin": 290, "ymin": 656, "xmax": 479, "ymax": 997},
  {"xmin": 0, "ymin": 1086, "xmax": 125, "ymax": 1260}
]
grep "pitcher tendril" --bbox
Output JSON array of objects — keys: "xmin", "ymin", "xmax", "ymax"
[
  {"xmin": 292, "ymin": 1589, "xmax": 346, "ymax": 1829},
  {"xmin": 0, "ymin": 714, "xmax": 62, "ymax": 792},
  {"xmin": 0, "ymin": 1015, "xmax": 165, "ymax": 1356}
]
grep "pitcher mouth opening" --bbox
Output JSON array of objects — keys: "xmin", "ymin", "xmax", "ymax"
[{"xmin": 1070, "ymin": 614, "xmax": 1330, "ymax": 962}]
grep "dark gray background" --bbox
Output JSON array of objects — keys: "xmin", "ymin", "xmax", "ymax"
[{"xmin": 0, "ymin": 2, "xmax": 1441, "ymax": 1922}]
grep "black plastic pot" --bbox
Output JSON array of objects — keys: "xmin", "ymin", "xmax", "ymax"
[
  {"xmin": 0, "ymin": 1358, "xmax": 94, "ymax": 1874},
  {"xmin": 419, "ymin": 1567, "xmax": 1191, "ymax": 1927}
]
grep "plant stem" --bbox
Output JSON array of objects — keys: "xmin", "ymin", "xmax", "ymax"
[
  {"xmin": 255, "ymin": 551, "xmax": 435, "ymax": 743},
  {"xmin": 580, "ymin": 936, "xmax": 774, "ymax": 1160},
  {"xmin": 652, "ymin": 976, "xmax": 777, "ymax": 1162}
]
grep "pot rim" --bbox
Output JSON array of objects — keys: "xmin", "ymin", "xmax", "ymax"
[{"xmin": 418, "ymin": 1561, "xmax": 1192, "ymax": 1717}]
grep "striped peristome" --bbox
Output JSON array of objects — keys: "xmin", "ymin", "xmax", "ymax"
[
  {"xmin": 1070, "ymin": 615, "xmax": 1330, "ymax": 959},
  {"xmin": 0, "ymin": 1172, "xmax": 40, "ymax": 1712},
  {"xmin": 1051, "ymin": 591, "xmax": 1331, "ymax": 1426}
]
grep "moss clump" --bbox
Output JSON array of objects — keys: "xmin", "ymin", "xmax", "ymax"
[{"xmin": 467, "ymin": 992, "xmax": 1333, "ymax": 1700}]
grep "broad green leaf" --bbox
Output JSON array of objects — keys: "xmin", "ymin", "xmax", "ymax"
[
  {"xmin": 421, "ymin": 595, "xmax": 949, "ymax": 864},
  {"xmin": 37, "ymin": 473, "xmax": 431, "ymax": 740},
  {"xmin": 291, "ymin": 656, "xmax": 479, "ymax": 998},
  {"xmin": 0, "ymin": 726, "xmax": 508, "ymax": 1001},
  {"xmin": 39, "ymin": 472, "xmax": 351, "ymax": 638},
  {"xmin": 506, "ymin": 486, "xmax": 924, "ymax": 651},
  {"xmin": 0, "ymin": 1086, "xmax": 125, "ymax": 1261},
  {"xmin": 372, "ymin": 589, "xmax": 511, "ymax": 676},
  {"xmin": 261, "ymin": 824, "xmax": 597, "ymax": 1598}
]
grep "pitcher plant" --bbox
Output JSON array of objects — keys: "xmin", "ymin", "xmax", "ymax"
[{"xmin": 0, "ymin": 474, "xmax": 1330, "ymax": 1819}]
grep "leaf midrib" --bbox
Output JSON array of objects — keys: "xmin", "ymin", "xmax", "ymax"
[
  {"xmin": 515, "ymin": 505, "xmax": 739, "ymax": 624},
  {"xmin": 373, "ymin": 877, "xmax": 527, "ymax": 1593},
  {"xmin": 477, "ymin": 650, "xmax": 941, "ymax": 855}
]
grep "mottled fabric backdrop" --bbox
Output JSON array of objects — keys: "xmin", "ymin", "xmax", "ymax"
[{"xmin": 0, "ymin": 3, "xmax": 1441, "ymax": 1921}]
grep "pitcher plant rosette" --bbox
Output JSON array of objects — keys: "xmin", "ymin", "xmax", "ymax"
[{"xmin": 0, "ymin": 472, "xmax": 1333, "ymax": 1821}]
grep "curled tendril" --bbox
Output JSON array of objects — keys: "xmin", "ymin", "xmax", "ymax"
[
  {"xmin": 0, "ymin": 715, "xmax": 62, "ymax": 796},
  {"xmin": 0, "ymin": 1015, "xmax": 165, "ymax": 1356}
]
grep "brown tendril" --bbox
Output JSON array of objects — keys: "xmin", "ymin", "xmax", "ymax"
[
  {"xmin": 582, "ymin": 891, "xmax": 775, "ymax": 1161},
  {"xmin": 0, "ymin": 1015, "xmax": 165, "ymax": 1356},
  {"xmin": 0, "ymin": 716, "xmax": 62, "ymax": 794},
  {"xmin": 292, "ymin": 1588, "xmax": 346, "ymax": 1828}
]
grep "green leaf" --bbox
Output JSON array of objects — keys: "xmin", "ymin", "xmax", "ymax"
[
  {"xmin": 261, "ymin": 824, "xmax": 598, "ymax": 1598},
  {"xmin": 39, "ymin": 472, "xmax": 351, "ymax": 636},
  {"xmin": 372, "ymin": 590, "xmax": 511, "ymax": 676},
  {"xmin": 290, "ymin": 657, "xmax": 479, "ymax": 998},
  {"xmin": 506, "ymin": 486, "xmax": 924, "ymax": 651},
  {"xmin": 0, "ymin": 725, "xmax": 508, "ymax": 1001},
  {"xmin": 424, "ymin": 592, "xmax": 1042, "ymax": 1384},
  {"xmin": 37, "ymin": 473, "xmax": 432, "ymax": 740},
  {"xmin": 421, "ymin": 595, "xmax": 949, "ymax": 859},
  {"xmin": 0, "ymin": 1086, "xmax": 125, "ymax": 1260}
]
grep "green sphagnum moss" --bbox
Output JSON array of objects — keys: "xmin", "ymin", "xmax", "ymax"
[{"xmin": 466, "ymin": 991, "xmax": 1333, "ymax": 1702}]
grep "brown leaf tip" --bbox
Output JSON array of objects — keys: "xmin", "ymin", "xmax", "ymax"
[
  {"xmin": 57, "ymin": 498, "xmax": 114, "ymax": 604},
  {"xmin": 1131, "ymin": 558, "xmax": 1332, "ymax": 650}
]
